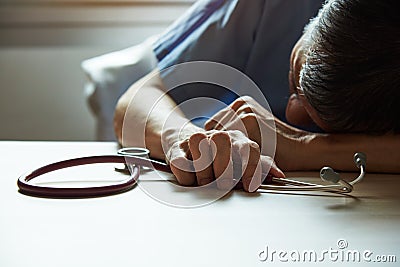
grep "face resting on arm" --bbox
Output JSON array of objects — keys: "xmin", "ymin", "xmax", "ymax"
[
  {"xmin": 114, "ymin": 0, "xmax": 400, "ymax": 192},
  {"xmin": 281, "ymin": 0, "xmax": 400, "ymax": 172},
  {"xmin": 290, "ymin": 0, "xmax": 400, "ymax": 135}
]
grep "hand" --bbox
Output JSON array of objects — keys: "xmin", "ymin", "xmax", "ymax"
[
  {"xmin": 204, "ymin": 96, "xmax": 313, "ymax": 171},
  {"xmin": 162, "ymin": 127, "xmax": 284, "ymax": 192}
]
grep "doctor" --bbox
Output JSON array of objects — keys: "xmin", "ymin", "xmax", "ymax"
[{"xmin": 114, "ymin": 0, "xmax": 400, "ymax": 192}]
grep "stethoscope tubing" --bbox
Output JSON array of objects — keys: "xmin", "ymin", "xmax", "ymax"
[{"xmin": 17, "ymin": 155, "xmax": 171, "ymax": 198}]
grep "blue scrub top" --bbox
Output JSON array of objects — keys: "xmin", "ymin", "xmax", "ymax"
[{"xmin": 153, "ymin": 0, "xmax": 323, "ymax": 123}]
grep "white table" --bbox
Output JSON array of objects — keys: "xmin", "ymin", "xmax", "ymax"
[{"xmin": 1, "ymin": 141, "xmax": 399, "ymax": 266}]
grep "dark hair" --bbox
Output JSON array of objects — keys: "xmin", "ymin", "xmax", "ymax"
[{"xmin": 300, "ymin": 0, "xmax": 400, "ymax": 134}]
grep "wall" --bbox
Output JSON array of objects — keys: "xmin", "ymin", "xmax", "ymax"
[{"xmin": 0, "ymin": 0, "xmax": 192, "ymax": 140}]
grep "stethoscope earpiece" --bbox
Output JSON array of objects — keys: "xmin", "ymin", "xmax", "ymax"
[
  {"xmin": 354, "ymin": 152, "xmax": 367, "ymax": 169},
  {"xmin": 259, "ymin": 152, "xmax": 366, "ymax": 194},
  {"xmin": 320, "ymin": 167, "xmax": 340, "ymax": 183}
]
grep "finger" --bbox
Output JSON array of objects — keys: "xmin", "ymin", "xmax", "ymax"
[
  {"xmin": 204, "ymin": 118, "xmax": 219, "ymax": 131},
  {"xmin": 236, "ymin": 95, "xmax": 274, "ymax": 119},
  {"xmin": 188, "ymin": 133, "xmax": 215, "ymax": 186},
  {"xmin": 217, "ymin": 114, "xmax": 248, "ymax": 134},
  {"xmin": 206, "ymin": 106, "xmax": 238, "ymax": 131},
  {"xmin": 168, "ymin": 143, "xmax": 196, "ymax": 186},
  {"xmin": 210, "ymin": 132, "xmax": 234, "ymax": 190},
  {"xmin": 236, "ymin": 104, "xmax": 254, "ymax": 115},
  {"xmin": 223, "ymin": 113, "xmax": 261, "ymax": 146},
  {"xmin": 230, "ymin": 96, "xmax": 249, "ymax": 111},
  {"xmin": 204, "ymin": 97, "xmax": 247, "ymax": 130},
  {"xmin": 204, "ymin": 106, "xmax": 232, "ymax": 130},
  {"xmin": 241, "ymin": 114, "xmax": 262, "ymax": 147},
  {"xmin": 239, "ymin": 141, "xmax": 262, "ymax": 192},
  {"xmin": 212, "ymin": 99, "xmax": 252, "ymax": 131},
  {"xmin": 179, "ymin": 139, "xmax": 192, "ymax": 160},
  {"xmin": 225, "ymin": 113, "xmax": 276, "ymax": 157},
  {"xmin": 260, "ymin": 155, "xmax": 285, "ymax": 179}
]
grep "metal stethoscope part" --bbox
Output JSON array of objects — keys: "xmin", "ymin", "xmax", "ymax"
[{"xmin": 259, "ymin": 152, "xmax": 366, "ymax": 193}]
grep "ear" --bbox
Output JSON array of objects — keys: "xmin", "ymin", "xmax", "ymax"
[{"xmin": 285, "ymin": 93, "xmax": 314, "ymax": 127}]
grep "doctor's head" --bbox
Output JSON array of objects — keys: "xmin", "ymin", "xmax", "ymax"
[{"xmin": 286, "ymin": 0, "xmax": 400, "ymax": 134}]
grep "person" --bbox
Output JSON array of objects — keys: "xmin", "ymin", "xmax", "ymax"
[{"xmin": 114, "ymin": 0, "xmax": 400, "ymax": 192}]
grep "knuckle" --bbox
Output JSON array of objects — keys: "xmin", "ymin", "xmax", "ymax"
[
  {"xmin": 210, "ymin": 131, "xmax": 230, "ymax": 142},
  {"xmin": 231, "ymin": 97, "xmax": 249, "ymax": 110},
  {"xmin": 241, "ymin": 113, "xmax": 257, "ymax": 120},
  {"xmin": 249, "ymin": 141, "xmax": 261, "ymax": 154},
  {"xmin": 240, "ymin": 140, "xmax": 261, "ymax": 157},
  {"xmin": 228, "ymin": 129, "xmax": 245, "ymax": 138},
  {"xmin": 233, "ymin": 98, "xmax": 246, "ymax": 106},
  {"xmin": 237, "ymin": 140, "xmax": 260, "ymax": 157},
  {"xmin": 237, "ymin": 105, "xmax": 253, "ymax": 114},
  {"xmin": 204, "ymin": 119, "xmax": 216, "ymax": 130},
  {"xmin": 189, "ymin": 132, "xmax": 207, "ymax": 143},
  {"xmin": 240, "ymin": 113, "xmax": 258, "ymax": 124},
  {"xmin": 240, "ymin": 95, "xmax": 254, "ymax": 102}
]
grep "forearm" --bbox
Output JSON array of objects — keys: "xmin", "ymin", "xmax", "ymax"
[
  {"xmin": 114, "ymin": 69, "xmax": 201, "ymax": 160},
  {"xmin": 298, "ymin": 133, "xmax": 400, "ymax": 173}
]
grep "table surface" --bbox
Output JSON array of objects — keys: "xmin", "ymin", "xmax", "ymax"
[{"xmin": 1, "ymin": 141, "xmax": 399, "ymax": 267}]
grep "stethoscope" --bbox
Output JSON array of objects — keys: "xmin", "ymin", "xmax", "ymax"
[
  {"xmin": 17, "ymin": 148, "xmax": 366, "ymax": 198},
  {"xmin": 260, "ymin": 152, "xmax": 366, "ymax": 193}
]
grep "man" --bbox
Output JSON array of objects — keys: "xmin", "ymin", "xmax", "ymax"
[{"xmin": 114, "ymin": 0, "xmax": 400, "ymax": 192}]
